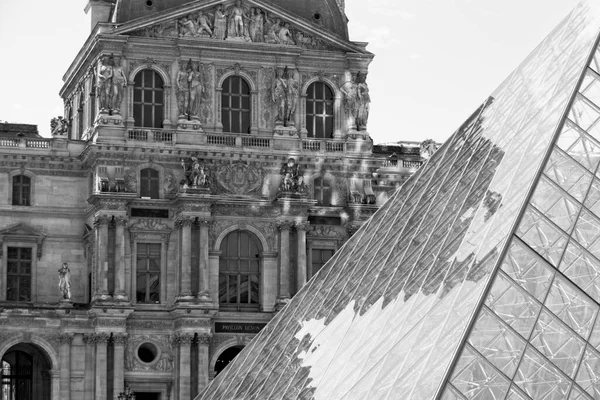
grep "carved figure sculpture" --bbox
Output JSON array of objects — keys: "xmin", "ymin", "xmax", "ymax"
[
  {"xmin": 266, "ymin": 17, "xmax": 281, "ymax": 43},
  {"xmin": 58, "ymin": 263, "xmax": 71, "ymax": 300},
  {"xmin": 285, "ymin": 68, "xmax": 299, "ymax": 125},
  {"xmin": 181, "ymin": 156, "xmax": 209, "ymax": 187},
  {"xmin": 340, "ymin": 71, "xmax": 359, "ymax": 130},
  {"xmin": 177, "ymin": 60, "xmax": 193, "ymax": 118},
  {"xmin": 272, "ymin": 69, "xmax": 287, "ymax": 124},
  {"xmin": 227, "ymin": 0, "xmax": 249, "ymax": 39},
  {"xmin": 249, "ymin": 8, "xmax": 264, "ymax": 42},
  {"xmin": 189, "ymin": 63, "xmax": 205, "ymax": 119},
  {"xmin": 214, "ymin": 5, "xmax": 228, "ymax": 40},
  {"xmin": 179, "ymin": 16, "xmax": 198, "ymax": 37},
  {"xmin": 111, "ymin": 56, "xmax": 127, "ymax": 113},
  {"xmin": 356, "ymin": 71, "xmax": 370, "ymax": 130},
  {"xmin": 278, "ymin": 23, "xmax": 295, "ymax": 45},
  {"xmin": 97, "ymin": 56, "xmax": 113, "ymax": 112},
  {"xmin": 196, "ymin": 11, "xmax": 214, "ymax": 36},
  {"xmin": 279, "ymin": 158, "xmax": 305, "ymax": 192},
  {"xmin": 50, "ymin": 116, "xmax": 69, "ymax": 136}
]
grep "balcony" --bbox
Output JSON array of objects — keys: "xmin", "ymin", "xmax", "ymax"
[{"xmin": 127, "ymin": 129, "xmax": 176, "ymax": 144}]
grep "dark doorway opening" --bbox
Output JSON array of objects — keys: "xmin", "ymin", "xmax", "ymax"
[
  {"xmin": 1, "ymin": 344, "xmax": 52, "ymax": 400},
  {"xmin": 215, "ymin": 345, "xmax": 244, "ymax": 376},
  {"xmin": 134, "ymin": 393, "xmax": 160, "ymax": 400}
]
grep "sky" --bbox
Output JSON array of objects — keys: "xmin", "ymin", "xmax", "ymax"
[{"xmin": 0, "ymin": 0, "xmax": 583, "ymax": 144}]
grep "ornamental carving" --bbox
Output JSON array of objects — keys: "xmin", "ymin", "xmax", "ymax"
[
  {"xmin": 181, "ymin": 156, "xmax": 211, "ymax": 189},
  {"xmin": 308, "ymin": 225, "xmax": 341, "ymax": 238},
  {"xmin": 124, "ymin": 169, "xmax": 137, "ymax": 192},
  {"xmin": 126, "ymin": 334, "xmax": 173, "ymax": 372},
  {"xmin": 127, "ymin": 1, "xmax": 340, "ymax": 51},
  {"xmin": 130, "ymin": 219, "xmax": 169, "ymax": 231},
  {"xmin": 278, "ymin": 158, "xmax": 307, "ymax": 197},
  {"xmin": 260, "ymin": 67, "xmax": 274, "ymax": 129},
  {"xmin": 214, "ymin": 161, "xmax": 263, "ymax": 196}
]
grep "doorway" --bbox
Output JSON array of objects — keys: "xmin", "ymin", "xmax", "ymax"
[
  {"xmin": 215, "ymin": 345, "xmax": 244, "ymax": 376},
  {"xmin": 134, "ymin": 393, "xmax": 160, "ymax": 400}
]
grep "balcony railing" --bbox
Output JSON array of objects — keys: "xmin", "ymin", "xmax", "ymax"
[
  {"xmin": 381, "ymin": 159, "xmax": 424, "ymax": 169},
  {"xmin": 242, "ymin": 137, "xmax": 271, "ymax": 148},
  {"xmin": 0, "ymin": 138, "xmax": 52, "ymax": 149},
  {"xmin": 0, "ymin": 139, "xmax": 19, "ymax": 147},
  {"xmin": 128, "ymin": 129, "xmax": 176, "ymax": 144},
  {"xmin": 302, "ymin": 139, "xmax": 346, "ymax": 153}
]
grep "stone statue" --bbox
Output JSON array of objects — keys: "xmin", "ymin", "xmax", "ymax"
[
  {"xmin": 189, "ymin": 63, "xmax": 205, "ymax": 119},
  {"xmin": 249, "ymin": 8, "xmax": 264, "ymax": 42},
  {"xmin": 227, "ymin": 0, "xmax": 250, "ymax": 39},
  {"xmin": 420, "ymin": 139, "xmax": 439, "ymax": 159},
  {"xmin": 97, "ymin": 55, "xmax": 113, "ymax": 112},
  {"xmin": 50, "ymin": 116, "xmax": 68, "ymax": 136},
  {"xmin": 177, "ymin": 60, "xmax": 193, "ymax": 118},
  {"xmin": 285, "ymin": 68, "xmax": 299, "ymax": 125},
  {"xmin": 356, "ymin": 71, "xmax": 370, "ymax": 130},
  {"xmin": 213, "ymin": 5, "xmax": 228, "ymax": 40},
  {"xmin": 179, "ymin": 16, "xmax": 198, "ymax": 37},
  {"xmin": 181, "ymin": 156, "xmax": 209, "ymax": 188},
  {"xmin": 196, "ymin": 11, "xmax": 214, "ymax": 36},
  {"xmin": 58, "ymin": 263, "xmax": 71, "ymax": 300},
  {"xmin": 272, "ymin": 69, "xmax": 287, "ymax": 124},
  {"xmin": 279, "ymin": 158, "xmax": 305, "ymax": 193},
  {"xmin": 340, "ymin": 71, "xmax": 359, "ymax": 130},
  {"xmin": 266, "ymin": 17, "xmax": 281, "ymax": 43},
  {"xmin": 111, "ymin": 56, "xmax": 127, "ymax": 113},
  {"xmin": 278, "ymin": 23, "xmax": 295, "ymax": 45}
]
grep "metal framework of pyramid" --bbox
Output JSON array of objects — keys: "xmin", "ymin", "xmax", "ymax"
[{"xmin": 198, "ymin": 1, "xmax": 600, "ymax": 399}]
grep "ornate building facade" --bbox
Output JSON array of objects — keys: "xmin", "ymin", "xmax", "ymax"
[{"xmin": 0, "ymin": 1, "xmax": 430, "ymax": 399}]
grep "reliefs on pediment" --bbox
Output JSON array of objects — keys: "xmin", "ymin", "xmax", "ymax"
[
  {"xmin": 214, "ymin": 161, "xmax": 263, "ymax": 196},
  {"xmin": 126, "ymin": 0, "xmax": 340, "ymax": 51}
]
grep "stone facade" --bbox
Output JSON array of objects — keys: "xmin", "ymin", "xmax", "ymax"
[{"xmin": 0, "ymin": 1, "xmax": 434, "ymax": 399}]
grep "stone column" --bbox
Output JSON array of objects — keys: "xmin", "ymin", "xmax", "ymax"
[
  {"xmin": 295, "ymin": 222, "xmax": 309, "ymax": 292},
  {"xmin": 94, "ymin": 216, "xmax": 111, "ymax": 301},
  {"xmin": 114, "ymin": 217, "xmax": 129, "ymax": 301},
  {"xmin": 82, "ymin": 335, "xmax": 95, "ymax": 400},
  {"xmin": 177, "ymin": 217, "xmax": 194, "ymax": 302},
  {"xmin": 93, "ymin": 333, "xmax": 111, "ymax": 400},
  {"xmin": 198, "ymin": 220, "xmax": 212, "ymax": 302},
  {"xmin": 112, "ymin": 333, "xmax": 128, "ymax": 400},
  {"xmin": 175, "ymin": 334, "xmax": 195, "ymax": 400},
  {"xmin": 58, "ymin": 334, "xmax": 73, "ymax": 400},
  {"xmin": 277, "ymin": 221, "xmax": 293, "ymax": 305},
  {"xmin": 197, "ymin": 335, "xmax": 211, "ymax": 393}
]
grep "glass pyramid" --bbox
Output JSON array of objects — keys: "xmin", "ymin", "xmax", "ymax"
[{"xmin": 197, "ymin": 1, "xmax": 600, "ymax": 399}]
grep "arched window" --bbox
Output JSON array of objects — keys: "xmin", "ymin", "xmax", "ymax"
[
  {"xmin": 134, "ymin": 69, "xmax": 164, "ymax": 128},
  {"xmin": 313, "ymin": 177, "xmax": 332, "ymax": 206},
  {"xmin": 219, "ymin": 230, "xmax": 261, "ymax": 310},
  {"xmin": 222, "ymin": 76, "xmax": 251, "ymax": 134},
  {"xmin": 1, "ymin": 345, "xmax": 52, "ymax": 400},
  {"xmin": 140, "ymin": 168, "xmax": 159, "ymax": 199},
  {"xmin": 306, "ymin": 82, "xmax": 334, "ymax": 138},
  {"xmin": 12, "ymin": 176, "xmax": 31, "ymax": 206}
]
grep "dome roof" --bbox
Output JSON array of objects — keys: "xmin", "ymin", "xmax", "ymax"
[{"xmin": 113, "ymin": 0, "xmax": 348, "ymax": 39}]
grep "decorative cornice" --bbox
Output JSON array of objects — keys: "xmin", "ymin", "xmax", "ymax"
[
  {"xmin": 276, "ymin": 221, "xmax": 294, "ymax": 231},
  {"xmin": 112, "ymin": 333, "xmax": 129, "ymax": 345}
]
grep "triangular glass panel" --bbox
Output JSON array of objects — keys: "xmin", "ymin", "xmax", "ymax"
[
  {"xmin": 575, "ymin": 346, "xmax": 600, "ymax": 398},
  {"xmin": 559, "ymin": 241, "xmax": 600, "ymax": 303},
  {"xmin": 556, "ymin": 120, "xmax": 600, "ymax": 172},
  {"xmin": 513, "ymin": 347, "xmax": 573, "ymax": 400}
]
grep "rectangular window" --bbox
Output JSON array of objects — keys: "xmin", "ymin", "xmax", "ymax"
[
  {"xmin": 6, "ymin": 247, "xmax": 32, "ymax": 302},
  {"xmin": 12, "ymin": 176, "xmax": 31, "ymax": 206},
  {"xmin": 136, "ymin": 243, "xmax": 161, "ymax": 303},
  {"xmin": 311, "ymin": 248, "xmax": 334, "ymax": 277}
]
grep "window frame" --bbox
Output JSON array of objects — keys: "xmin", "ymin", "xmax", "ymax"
[
  {"xmin": 139, "ymin": 168, "xmax": 160, "ymax": 199},
  {"xmin": 10, "ymin": 173, "xmax": 34, "ymax": 207},
  {"xmin": 135, "ymin": 242, "xmax": 162, "ymax": 304},
  {"xmin": 129, "ymin": 227, "xmax": 170, "ymax": 307},
  {"xmin": 218, "ymin": 230, "xmax": 262, "ymax": 311},
  {"xmin": 313, "ymin": 176, "xmax": 332, "ymax": 206},
  {"xmin": 306, "ymin": 81, "xmax": 335, "ymax": 138},
  {"xmin": 221, "ymin": 76, "xmax": 251, "ymax": 134},
  {"xmin": 1, "ymin": 243, "xmax": 39, "ymax": 303},
  {"xmin": 133, "ymin": 69, "xmax": 165, "ymax": 129}
]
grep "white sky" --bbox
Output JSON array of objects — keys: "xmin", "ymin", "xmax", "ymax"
[{"xmin": 0, "ymin": 0, "xmax": 582, "ymax": 144}]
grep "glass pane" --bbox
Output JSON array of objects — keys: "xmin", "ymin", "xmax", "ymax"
[
  {"xmin": 530, "ymin": 309, "xmax": 586, "ymax": 377},
  {"xmin": 149, "ymin": 274, "xmax": 160, "ymax": 302},
  {"xmin": 560, "ymin": 241, "xmax": 600, "ymax": 303},
  {"xmin": 450, "ymin": 346, "xmax": 510, "ymax": 400},
  {"xmin": 517, "ymin": 206, "xmax": 569, "ymax": 267},
  {"xmin": 228, "ymin": 274, "xmax": 237, "ymax": 303},
  {"xmin": 584, "ymin": 178, "xmax": 600, "ymax": 218},
  {"xmin": 486, "ymin": 273, "xmax": 541, "ymax": 339},
  {"xmin": 250, "ymin": 275, "xmax": 259, "ymax": 304},
  {"xmin": 570, "ymin": 96, "xmax": 600, "ymax": 132},
  {"xmin": 514, "ymin": 347, "xmax": 572, "ymax": 400},
  {"xmin": 573, "ymin": 209, "xmax": 600, "ymax": 260},
  {"xmin": 501, "ymin": 239, "xmax": 554, "ymax": 301},
  {"xmin": 231, "ymin": 95, "xmax": 240, "ymax": 109},
  {"xmin": 545, "ymin": 276, "xmax": 598, "ymax": 339},
  {"xmin": 544, "ymin": 147, "xmax": 593, "ymax": 202},
  {"xmin": 530, "ymin": 176, "xmax": 580, "ymax": 234},
  {"xmin": 240, "ymin": 274, "xmax": 249, "ymax": 303},
  {"xmin": 575, "ymin": 346, "xmax": 600, "ymax": 398},
  {"xmin": 136, "ymin": 274, "xmax": 147, "ymax": 302},
  {"xmin": 556, "ymin": 120, "xmax": 600, "ymax": 172},
  {"xmin": 219, "ymin": 274, "xmax": 228, "ymax": 303}
]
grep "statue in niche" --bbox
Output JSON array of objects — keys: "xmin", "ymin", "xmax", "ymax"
[
  {"xmin": 181, "ymin": 156, "xmax": 209, "ymax": 188},
  {"xmin": 227, "ymin": 0, "xmax": 250, "ymax": 39},
  {"xmin": 97, "ymin": 55, "xmax": 113, "ymax": 112},
  {"xmin": 58, "ymin": 263, "xmax": 71, "ymax": 301},
  {"xmin": 176, "ymin": 60, "xmax": 193, "ymax": 118},
  {"xmin": 189, "ymin": 63, "xmax": 206, "ymax": 119},
  {"xmin": 279, "ymin": 158, "xmax": 306, "ymax": 193},
  {"xmin": 111, "ymin": 56, "xmax": 127, "ymax": 113},
  {"xmin": 272, "ymin": 69, "xmax": 287, "ymax": 124},
  {"xmin": 249, "ymin": 8, "xmax": 265, "ymax": 42},
  {"xmin": 285, "ymin": 67, "xmax": 299, "ymax": 125},
  {"xmin": 340, "ymin": 71, "xmax": 359, "ymax": 130},
  {"xmin": 213, "ymin": 4, "xmax": 228, "ymax": 40},
  {"xmin": 272, "ymin": 67, "xmax": 298, "ymax": 127},
  {"xmin": 356, "ymin": 72, "xmax": 370, "ymax": 130}
]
